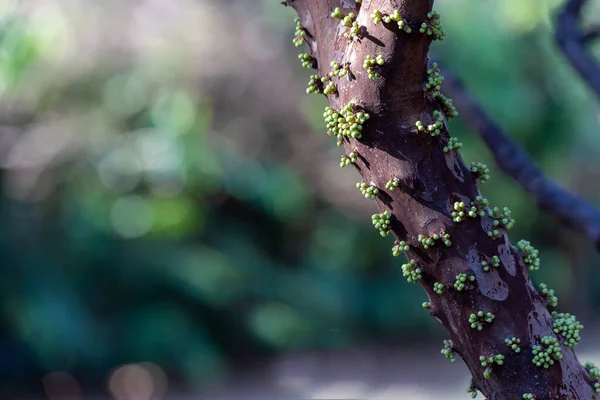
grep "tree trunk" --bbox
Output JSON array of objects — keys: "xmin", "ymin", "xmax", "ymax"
[{"xmin": 283, "ymin": 0, "xmax": 600, "ymax": 398}]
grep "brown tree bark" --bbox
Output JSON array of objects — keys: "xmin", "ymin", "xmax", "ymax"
[{"xmin": 283, "ymin": 0, "xmax": 600, "ymax": 398}]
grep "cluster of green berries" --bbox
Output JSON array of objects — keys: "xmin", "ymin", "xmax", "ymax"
[
  {"xmin": 441, "ymin": 340, "xmax": 456, "ymax": 362},
  {"xmin": 441, "ymin": 231, "xmax": 452, "ymax": 246},
  {"xmin": 418, "ymin": 231, "xmax": 451, "ymax": 249},
  {"xmin": 470, "ymin": 162, "xmax": 490, "ymax": 183},
  {"xmin": 451, "ymin": 197, "xmax": 490, "ymax": 222},
  {"xmin": 523, "ymin": 394, "xmax": 536, "ymax": 399},
  {"xmin": 583, "ymin": 362, "xmax": 600, "ymax": 392},
  {"xmin": 538, "ymin": 283, "xmax": 558, "ymax": 308},
  {"xmin": 552, "ymin": 312, "xmax": 583, "ymax": 347},
  {"xmin": 480, "ymin": 354, "xmax": 504, "ymax": 379},
  {"xmin": 323, "ymin": 81, "xmax": 337, "ymax": 95},
  {"xmin": 469, "ymin": 311, "xmax": 495, "ymax": 331},
  {"xmin": 517, "ymin": 240, "xmax": 540, "ymax": 271},
  {"xmin": 298, "ymin": 53, "xmax": 315, "ymax": 69},
  {"xmin": 293, "ymin": 18, "xmax": 306, "ymax": 47},
  {"xmin": 323, "ymin": 103, "xmax": 370, "ymax": 145},
  {"xmin": 357, "ymin": 181, "xmax": 379, "ymax": 200},
  {"xmin": 532, "ymin": 336, "xmax": 562, "ymax": 368},
  {"xmin": 441, "ymin": 231, "xmax": 452, "ymax": 247},
  {"xmin": 487, "ymin": 228, "xmax": 501, "ymax": 239},
  {"xmin": 341, "ymin": 12, "xmax": 355, "ymax": 28},
  {"xmin": 449, "ymin": 196, "xmax": 490, "ymax": 225},
  {"xmin": 387, "ymin": 10, "xmax": 412, "ymax": 33},
  {"xmin": 385, "ymin": 177, "xmax": 399, "ymax": 191},
  {"xmin": 330, "ymin": 61, "xmax": 350, "ymax": 78},
  {"xmin": 401, "ymin": 259, "xmax": 422, "ymax": 283},
  {"xmin": 331, "ymin": 7, "xmax": 344, "ymax": 19},
  {"xmin": 424, "ymin": 62, "xmax": 458, "ymax": 121},
  {"xmin": 437, "ymin": 93, "xmax": 459, "ymax": 120},
  {"xmin": 482, "ymin": 256, "xmax": 500, "ymax": 272},
  {"xmin": 584, "ymin": 362, "xmax": 600, "ymax": 380},
  {"xmin": 418, "ymin": 234, "xmax": 436, "ymax": 249},
  {"xmin": 469, "ymin": 196, "xmax": 489, "ymax": 218},
  {"xmin": 488, "ymin": 206, "xmax": 515, "ymax": 229},
  {"xmin": 433, "ymin": 282, "xmax": 445, "ymax": 294},
  {"xmin": 372, "ymin": 211, "xmax": 391, "ymax": 236},
  {"xmin": 307, "ymin": 74, "xmax": 322, "ymax": 94},
  {"xmin": 487, "ymin": 206, "xmax": 515, "ymax": 238},
  {"xmin": 454, "ymin": 273, "xmax": 475, "ymax": 291},
  {"xmin": 504, "ymin": 337, "xmax": 521, "ymax": 353},
  {"xmin": 443, "ymin": 137, "xmax": 463, "ymax": 153},
  {"xmin": 344, "ymin": 21, "xmax": 361, "ymax": 39},
  {"xmin": 426, "ymin": 63, "xmax": 443, "ymax": 97},
  {"xmin": 392, "ymin": 240, "xmax": 409, "ymax": 256},
  {"xmin": 452, "ymin": 201, "xmax": 467, "ymax": 222},
  {"xmin": 370, "ymin": 9, "xmax": 384, "ymax": 24},
  {"xmin": 467, "ymin": 380, "xmax": 478, "ymax": 399},
  {"xmin": 370, "ymin": 9, "xmax": 411, "ymax": 33},
  {"xmin": 316, "ymin": 61, "xmax": 353, "ymax": 96},
  {"xmin": 363, "ymin": 55, "xmax": 385, "ymax": 80},
  {"xmin": 340, "ymin": 151, "xmax": 358, "ymax": 167},
  {"xmin": 313, "ymin": 63, "xmax": 355, "ymax": 96},
  {"xmin": 416, "ymin": 110, "xmax": 444, "ymax": 136},
  {"xmin": 420, "ymin": 11, "xmax": 445, "ymax": 40},
  {"xmin": 323, "ymin": 81, "xmax": 337, "ymax": 94},
  {"xmin": 332, "ymin": 8, "xmax": 361, "ymax": 39}
]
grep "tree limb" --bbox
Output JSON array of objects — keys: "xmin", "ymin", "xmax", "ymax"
[
  {"xmin": 583, "ymin": 25, "xmax": 600, "ymax": 43},
  {"xmin": 440, "ymin": 66, "xmax": 600, "ymax": 250},
  {"xmin": 556, "ymin": 0, "xmax": 600, "ymax": 102},
  {"xmin": 286, "ymin": 0, "xmax": 599, "ymax": 398}
]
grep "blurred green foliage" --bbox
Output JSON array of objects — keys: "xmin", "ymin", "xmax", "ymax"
[{"xmin": 0, "ymin": 0, "xmax": 599, "ymax": 395}]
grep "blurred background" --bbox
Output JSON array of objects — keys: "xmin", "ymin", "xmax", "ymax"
[{"xmin": 0, "ymin": 0, "xmax": 599, "ymax": 399}]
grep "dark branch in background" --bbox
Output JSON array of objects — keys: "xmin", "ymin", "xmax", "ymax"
[
  {"xmin": 583, "ymin": 25, "xmax": 600, "ymax": 43},
  {"xmin": 440, "ymin": 66, "xmax": 600, "ymax": 250},
  {"xmin": 556, "ymin": 0, "xmax": 600, "ymax": 101}
]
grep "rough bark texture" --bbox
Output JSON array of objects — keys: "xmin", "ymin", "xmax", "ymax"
[{"xmin": 285, "ymin": 0, "xmax": 600, "ymax": 398}]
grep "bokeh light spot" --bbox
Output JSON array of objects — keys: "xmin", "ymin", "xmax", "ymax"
[
  {"xmin": 97, "ymin": 148, "xmax": 143, "ymax": 193},
  {"xmin": 42, "ymin": 371, "xmax": 81, "ymax": 400},
  {"xmin": 110, "ymin": 195, "xmax": 153, "ymax": 238},
  {"xmin": 108, "ymin": 363, "xmax": 167, "ymax": 400}
]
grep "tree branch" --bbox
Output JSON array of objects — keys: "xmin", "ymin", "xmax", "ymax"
[
  {"xmin": 583, "ymin": 25, "xmax": 600, "ymax": 43},
  {"xmin": 440, "ymin": 66, "xmax": 600, "ymax": 250},
  {"xmin": 286, "ymin": 0, "xmax": 599, "ymax": 398},
  {"xmin": 556, "ymin": 0, "xmax": 600, "ymax": 102}
]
